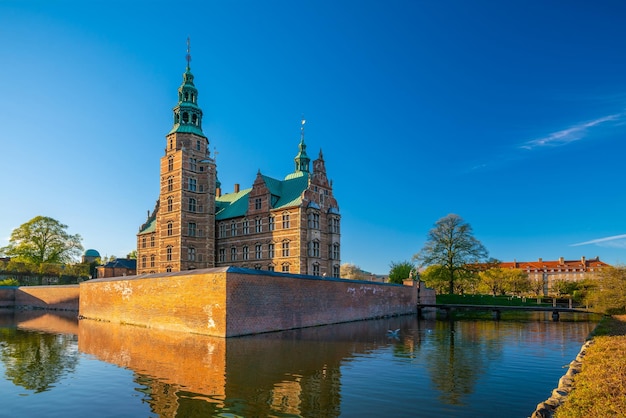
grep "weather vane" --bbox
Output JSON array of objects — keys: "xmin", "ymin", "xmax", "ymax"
[
  {"xmin": 186, "ymin": 37, "xmax": 191, "ymax": 68},
  {"xmin": 301, "ymin": 115, "xmax": 306, "ymax": 140}
]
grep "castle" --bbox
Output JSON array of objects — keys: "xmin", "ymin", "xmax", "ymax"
[{"xmin": 136, "ymin": 48, "xmax": 341, "ymax": 277}]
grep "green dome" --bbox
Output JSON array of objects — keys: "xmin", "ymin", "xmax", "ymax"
[{"xmin": 84, "ymin": 249, "xmax": 100, "ymax": 257}]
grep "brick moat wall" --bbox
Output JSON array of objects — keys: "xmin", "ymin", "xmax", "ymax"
[
  {"xmin": 80, "ymin": 267, "xmax": 420, "ymax": 337},
  {"xmin": 0, "ymin": 285, "xmax": 79, "ymax": 311}
]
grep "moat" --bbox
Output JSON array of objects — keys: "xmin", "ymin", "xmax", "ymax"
[{"xmin": 0, "ymin": 310, "xmax": 596, "ymax": 417}]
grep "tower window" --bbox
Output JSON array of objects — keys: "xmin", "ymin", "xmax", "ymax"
[
  {"xmin": 188, "ymin": 247, "xmax": 196, "ymax": 261},
  {"xmin": 188, "ymin": 198, "xmax": 196, "ymax": 212},
  {"xmin": 192, "ymin": 114, "xmax": 198, "ymax": 125},
  {"xmin": 150, "ymin": 254, "xmax": 155, "ymax": 267},
  {"xmin": 218, "ymin": 248, "xmax": 225, "ymax": 262},
  {"xmin": 141, "ymin": 237, "xmax": 146, "ymax": 249},
  {"xmin": 167, "ymin": 197, "xmax": 173, "ymax": 212},
  {"xmin": 167, "ymin": 222, "xmax": 173, "ymax": 236},
  {"xmin": 188, "ymin": 222, "xmax": 197, "ymax": 237},
  {"xmin": 243, "ymin": 220, "xmax": 249, "ymax": 235},
  {"xmin": 166, "ymin": 246, "xmax": 173, "ymax": 261},
  {"xmin": 168, "ymin": 157, "xmax": 174, "ymax": 171},
  {"xmin": 189, "ymin": 158, "xmax": 197, "ymax": 172},
  {"xmin": 182, "ymin": 112, "xmax": 189, "ymax": 123},
  {"xmin": 242, "ymin": 246, "xmax": 249, "ymax": 261},
  {"xmin": 282, "ymin": 241, "xmax": 290, "ymax": 257},
  {"xmin": 231, "ymin": 222, "xmax": 237, "ymax": 237},
  {"xmin": 255, "ymin": 218, "xmax": 262, "ymax": 233},
  {"xmin": 255, "ymin": 244, "xmax": 262, "ymax": 259},
  {"xmin": 231, "ymin": 247, "xmax": 237, "ymax": 261},
  {"xmin": 255, "ymin": 198, "xmax": 262, "ymax": 210},
  {"xmin": 269, "ymin": 216, "xmax": 275, "ymax": 231},
  {"xmin": 167, "ymin": 177, "xmax": 173, "ymax": 192},
  {"xmin": 268, "ymin": 243, "xmax": 275, "ymax": 258},
  {"xmin": 188, "ymin": 178, "xmax": 197, "ymax": 192},
  {"xmin": 196, "ymin": 140, "xmax": 201, "ymax": 151}
]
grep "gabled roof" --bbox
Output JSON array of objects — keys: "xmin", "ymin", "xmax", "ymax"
[{"xmin": 216, "ymin": 171, "xmax": 309, "ymax": 220}]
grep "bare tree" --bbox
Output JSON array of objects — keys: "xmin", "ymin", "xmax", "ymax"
[{"xmin": 414, "ymin": 214, "xmax": 488, "ymax": 294}]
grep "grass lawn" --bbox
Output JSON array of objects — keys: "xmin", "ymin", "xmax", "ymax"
[{"xmin": 554, "ymin": 315, "xmax": 626, "ymax": 417}]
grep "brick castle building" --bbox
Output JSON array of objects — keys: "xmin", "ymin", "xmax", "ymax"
[{"xmin": 136, "ymin": 49, "xmax": 341, "ymax": 277}]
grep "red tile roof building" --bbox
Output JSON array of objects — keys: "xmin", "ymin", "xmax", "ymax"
[{"xmin": 498, "ymin": 256, "xmax": 610, "ymax": 295}]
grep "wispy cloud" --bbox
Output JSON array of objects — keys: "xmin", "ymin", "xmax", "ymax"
[
  {"xmin": 520, "ymin": 112, "xmax": 626, "ymax": 150},
  {"xmin": 571, "ymin": 234, "xmax": 626, "ymax": 248}
]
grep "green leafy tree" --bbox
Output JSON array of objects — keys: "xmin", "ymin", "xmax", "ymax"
[
  {"xmin": 551, "ymin": 279, "xmax": 579, "ymax": 297},
  {"xmin": 504, "ymin": 269, "xmax": 530, "ymax": 296},
  {"xmin": 388, "ymin": 260, "xmax": 415, "ymax": 284},
  {"xmin": 1, "ymin": 216, "xmax": 83, "ymax": 265},
  {"xmin": 588, "ymin": 266, "xmax": 626, "ymax": 314},
  {"xmin": 420, "ymin": 265, "xmax": 449, "ymax": 294},
  {"xmin": 478, "ymin": 268, "xmax": 507, "ymax": 296},
  {"xmin": 413, "ymin": 214, "xmax": 488, "ymax": 294}
]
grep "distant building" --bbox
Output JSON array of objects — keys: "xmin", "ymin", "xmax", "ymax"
[
  {"xmin": 497, "ymin": 256, "xmax": 610, "ymax": 295},
  {"xmin": 82, "ymin": 249, "xmax": 101, "ymax": 264},
  {"xmin": 96, "ymin": 258, "xmax": 137, "ymax": 279},
  {"xmin": 136, "ymin": 45, "xmax": 341, "ymax": 276}
]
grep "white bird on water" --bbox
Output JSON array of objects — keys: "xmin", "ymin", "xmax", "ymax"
[{"xmin": 387, "ymin": 328, "xmax": 400, "ymax": 338}]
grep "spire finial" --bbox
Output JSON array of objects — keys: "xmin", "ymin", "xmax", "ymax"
[
  {"xmin": 300, "ymin": 115, "xmax": 306, "ymax": 141},
  {"xmin": 186, "ymin": 37, "xmax": 192, "ymax": 70}
]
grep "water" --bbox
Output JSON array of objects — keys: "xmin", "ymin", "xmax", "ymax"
[{"xmin": 0, "ymin": 310, "xmax": 596, "ymax": 417}]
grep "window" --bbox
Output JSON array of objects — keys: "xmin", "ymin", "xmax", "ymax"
[
  {"xmin": 188, "ymin": 178, "xmax": 197, "ymax": 192},
  {"xmin": 329, "ymin": 217, "xmax": 340, "ymax": 233},
  {"xmin": 282, "ymin": 241, "xmax": 290, "ymax": 257},
  {"xmin": 141, "ymin": 256, "xmax": 147, "ymax": 269},
  {"xmin": 255, "ymin": 244, "xmax": 262, "ymax": 259},
  {"xmin": 188, "ymin": 222, "xmax": 196, "ymax": 237},
  {"xmin": 242, "ymin": 246, "xmax": 249, "ymax": 260},
  {"xmin": 331, "ymin": 243, "xmax": 340, "ymax": 260},
  {"xmin": 188, "ymin": 198, "xmax": 196, "ymax": 212},
  {"xmin": 219, "ymin": 223, "xmax": 226, "ymax": 238},
  {"xmin": 254, "ymin": 264, "xmax": 262, "ymax": 270},
  {"xmin": 308, "ymin": 241, "xmax": 320, "ymax": 257},
  {"xmin": 243, "ymin": 219, "xmax": 249, "ymax": 235},
  {"xmin": 231, "ymin": 247, "xmax": 237, "ymax": 261},
  {"xmin": 166, "ymin": 246, "xmax": 172, "ymax": 261},
  {"xmin": 167, "ymin": 222, "xmax": 173, "ymax": 236},
  {"xmin": 141, "ymin": 237, "xmax": 146, "ymax": 248},
  {"xmin": 167, "ymin": 196, "xmax": 173, "ymax": 212},
  {"xmin": 189, "ymin": 158, "xmax": 197, "ymax": 172},
  {"xmin": 166, "ymin": 266, "xmax": 172, "ymax": 273},
  {"xmin": 255, "ymin": 198, "xmax": 262, "ymax": 210},
  {"xmin": 255, "ymin": 218, "xmax": 262, "ymax": 233},
  {"xmin": 269, "ymin": 216, "xmax": 275, "ymax": 231},
  {"xmin": 168, "ymin": 157, "xmax": 174, "ymax": 171},
  {"xmin": 167, "ymin": 177, "xmax": 173, "ymax": 192},
  {"xmin": 218, "ymin": 248, "xmax": 225, "ymax": 262},
  {"xmin": 282, "ymin": 264, "xmax": 290, "ymax": 273},
  {"xmin": 333, "ymin": 265, "xmax": 340, "ymax": 278},
  {"xmin": 230, "ymin": 222, "xmax": 237, "ymax": 237},
  {"xmin": 188, "ymin": 247, "xmax": 196, "ymax": 261},
  {"xmin": 313, "ymin": 263, "xmax": 320, "ymax": 276},
  {"xmin": 268, "ymin": 243, "xmax": 275, "ymax": 258},
  {"xmin": 308, "ymin": 212, "xmax": 320, "ymax": 229},
  {"xmin": 282, "ymin": 212, "xmax": 290, "ymax": 229},
  {"xmin": 150, "ymin": 236, "xmax": 155, "ymax": 247},
  {"xmin": 150, "ymin": 254, "xmax": 155, "ymax": 267},
  {"xmin": 196, "ymin": 140, "xmax": 201, "ymax": 151},
  {"xmin": 268, "ymin": 264, "xmax": 275, "ymax": 272}
]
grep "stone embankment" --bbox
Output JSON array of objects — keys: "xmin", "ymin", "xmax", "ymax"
[
  {"xmin": 0, "ymin": 285, "xmax": 79, "ymax": 311},
  {"xmin": 530, "ymin": 339, "xmax": 593, "ymax": 418}
]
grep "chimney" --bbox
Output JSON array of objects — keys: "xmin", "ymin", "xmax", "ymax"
[
  {"xmin": 558, "ymin": 256, "xmax": 564, "ymax": 264},
  {"xmin": 216, "ymin": 187, "xmax": 222, "ymax": 198},
  {"xmin": 538, "ymin": 258, "xmax": 542, "ymax": 263},
  {"xmin": 581, "ymin": 256, "xmax": 586, "ymax": 265},
  {"xmin": 234, "ymin": 183, "xmax": 240, "ymax": 193}
]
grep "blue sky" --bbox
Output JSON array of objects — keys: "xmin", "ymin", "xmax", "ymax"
[{"xmin": 2, "ymin": 1, "xmax": 626, "ymax": 274}]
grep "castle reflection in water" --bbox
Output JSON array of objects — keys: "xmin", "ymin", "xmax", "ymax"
[{"xmin": 0, "ymin": 309, "xmax": 596, "ymax": 417}]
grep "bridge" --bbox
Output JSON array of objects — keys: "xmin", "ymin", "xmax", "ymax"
[{"xmin": 416, "ymin": 303, "xmax": 593, "ymax": 321}]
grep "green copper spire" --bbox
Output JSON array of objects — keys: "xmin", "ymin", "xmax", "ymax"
[
  {"xmin": 168, "ymin": 38, "xmax": 205, "ymax": 137},
  {"xmin": 294, "ymin": 118, "xmax": 310, "ymax": 173}
]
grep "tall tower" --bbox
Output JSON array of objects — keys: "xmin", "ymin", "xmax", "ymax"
[{"xmin": 154, "ymin": 40, "xmax": 216, "ymax": 272}]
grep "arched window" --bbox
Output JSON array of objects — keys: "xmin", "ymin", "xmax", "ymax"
[
  {"xmin": 168, "ymin": 157, "xmax": 174, "ymax": 171},
  {"xmin": 166, "ymin": 246, "xmax": 173, "ymax": 261},
  {"xmin": 167, "ymin": 197, "xmax": 173, "ymax": 212},
  {"xmin": 182, "ymin": 112, "xmax": 189, "ymax": 123},
  {"xmin": 167, "ymin": 222, "xmax": 173, "ymax": 236}
]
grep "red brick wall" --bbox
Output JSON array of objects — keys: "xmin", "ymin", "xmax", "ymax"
[
  {"xmin": 14, "ymin": 285, "xmax": 79, "ymax": 311},
  {"xmin": 0, "ymin": 287, "xmax": 15, "ymax": 308},
  {"xmin": 226, "ymin": 273, "xmax": 417, "ymax": 336},
  {"xmin": 80, "ymin": 270, "xmax": 228, "ymax": 335},
  {"xmin": 80, "ymin": 268, "xmax": 418, "ymax": 337}
]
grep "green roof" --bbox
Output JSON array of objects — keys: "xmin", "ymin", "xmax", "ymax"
[
  {"xmin": 138, "ymin": 217, "xmax": 156, "ymax": 234},
  {"xmin": 216, "ymin": 171, "xmax": 309, "ymax": 220},
  {"xmin": 168, "ymin": 123, "xmax": 206, "ymax": 137}
]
